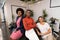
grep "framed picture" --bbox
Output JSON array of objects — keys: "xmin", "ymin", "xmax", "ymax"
[
  {"xmin": 50, "ymin": 0, "xmax": 60, "ymax": 8},
  {"xmin": 11, "ymin": 5, "xmax": 26, "ymax": 22}
]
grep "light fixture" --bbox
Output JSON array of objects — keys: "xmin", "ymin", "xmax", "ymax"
[{"xmin": 20, "ymin": 0, "xmax": 42, "ymax": 4}]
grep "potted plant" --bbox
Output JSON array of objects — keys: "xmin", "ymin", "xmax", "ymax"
[
  {"xmin": 42, "ymin": 9, "xmax": 48, "ymax": 22},
  {"xmin": 36, "ymin": 9, "xmax": 48, "ymax": 23}
]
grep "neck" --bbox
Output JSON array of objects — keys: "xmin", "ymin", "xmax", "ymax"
[
  {"xmin": 40, "ymin": 22, "xmax": 45, "ymax": 25},
  {"xmin": 18, "ymin": 15, "xmax": 22, "ymax": 17},
  {"xmin": 26, "ymin": 16, "xmax": 30, "ymax": 18}
]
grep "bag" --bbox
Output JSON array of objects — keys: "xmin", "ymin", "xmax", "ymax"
[
  {"xmin": 10, "ymin": 30, "xmax": 22, "ymax": 40},
  {"xmin": 34, "ymin": 27, "xmax": 43, "ymax": 40},
  {"xmin": 10, "ymin": 17, "xmax": 23, "ymax": 40}
]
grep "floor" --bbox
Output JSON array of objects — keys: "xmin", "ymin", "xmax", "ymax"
[
  {"xmin": 0, "ymin": 22, "xmax": 10, "ymax": 40},
  {"xmin": 0, "ymin": 29, "xmax": 3, "ymax": 40},
  {"xmin": 57, "ymin": 32, "xmax": 60, "ymax": 40},
  {"xmin": 0, "ymin": 22, "xmax": 60, "ymax": 40}
]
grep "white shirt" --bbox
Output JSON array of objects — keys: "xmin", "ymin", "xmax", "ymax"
[{"xmin": 37, "ymin": 22, "xmax": 52, "ymax": 38}]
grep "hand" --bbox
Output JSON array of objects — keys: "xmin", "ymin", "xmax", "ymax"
[
  {"xmin": 38, "ymin": 32, "xmax": 42, "ymax": 36},
  {"xmin": 35, "ymin": 29, "xmax": 43, "ymax": 36}
]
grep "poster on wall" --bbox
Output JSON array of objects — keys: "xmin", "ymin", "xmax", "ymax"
[
  {"xmin": 11, "ymin": 5, "xmax": 26, "ymax": 22},
  {"xmin": 50, "ymin": 0, "xmax": 60, "ymax": 8}
]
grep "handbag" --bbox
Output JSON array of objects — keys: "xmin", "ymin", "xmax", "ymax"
[
  {"xmin": 10, "ymin": 17, "xmax": 23, "ymax": 40},
  {"xmin": 10, "ymin": 30, "xmax": 22, "ymax": 40},
  {"xmin": 34, "ymin": 27, "xmax": 43, "ymax": 40}
]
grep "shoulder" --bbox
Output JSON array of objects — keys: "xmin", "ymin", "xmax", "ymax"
[
  {"xmin": 46, "ymin": 23, "xmax": 49, "ymax": 25},
  {"xmin": 36, "ymin": 23, "xmax": 40, "ymax": 25},
  {"xmin": 45, "ymin": 23, "xmax": 50, "ymax": 27},
  {"xmin": 30, "ymin": 18, "xmax": 35, "ymax": 21},
  {"xmin": 45, "ymin": 22, "xmax": 49, "ymax": 25},
  {"xmin": 16, "ymin": 16, "xmax": 20, "ymax": 21},
  {"xmin": 23, "ymin": 17, "xmax": 26, "ymax": 21},
  {"xmin": 30, "ymin": 17, "xmax": 33, "ymax": 20},
  {"xmin": 16, "ymin": 16, "xmax": 19, "ymax": 19}
]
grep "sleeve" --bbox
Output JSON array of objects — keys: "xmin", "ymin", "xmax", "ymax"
[
  {"xmin": 36, "ymin": 23, "xmax": 39, "ymax": 28},
  {"xmin": 31, "ymin": 18, "xmax": 36, "ymax": 28},
  {"xmin": 46, "ymin": 23, "xmax": 51, "ymax": 30},
  {"xmin": 23, "ymin": 19, "xmax": 32, "ymax": 30}
]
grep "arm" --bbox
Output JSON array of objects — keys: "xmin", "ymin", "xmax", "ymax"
[
  {"xmin": 32, "ymin": 19, "xmax": 36, "ymax": 27},
  {"xmin": 23, "ymin": 19, "xmax": 32, "ymax": 30},
  {"xmin": 43, "ymin": 28, "xmax": 51, "ymax": 35},
  {"xmin": 36, "ymin": 23, "xmax": 52, "ymax": 36},
  {"xmin": 42, "ymin": 23, "xmax": 52, "ymax": 35},
  {"xmin": 36, "ymin": 28, "xmax": 51, "ymax": 36},
  {"xmin": 35, "ymin": 28, "xmax": 42, "ymax": 35},
  {"xmin": 28, "ymin": 18, "xmax": 36, "ymax": 28}
]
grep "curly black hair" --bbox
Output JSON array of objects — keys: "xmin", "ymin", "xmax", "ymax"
[{"xmin": 16, "ymin": 8, "xmax": 24, "ymax": 15}]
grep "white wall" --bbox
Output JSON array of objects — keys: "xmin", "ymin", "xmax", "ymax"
[
  {"xmin": 29, "ymin": 0, "xmax": 60, "ymax": 32},
  {"xmin": 29, "ymin": 0, "xmax": 60, "ymax": 22},
  {"xmin": 4, "ymin": 0, "xmax": 60, "ymax": 25},
  {"xmin": 4, "ymin": 0, "xmax": 27, "ymax": 25}
]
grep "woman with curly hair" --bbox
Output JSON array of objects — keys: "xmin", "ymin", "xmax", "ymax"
[{"xmin": 10, "ymin": 8, "xmax": 25, "ymax": 40}]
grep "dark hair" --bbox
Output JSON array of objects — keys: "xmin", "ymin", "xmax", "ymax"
[
  {"xmin": 26, "ymin": 9, "xmax": 31, "ymax": 13},
  {"xmin": 25, "ymin": 9, "xmax": 33, "ymax": 17},
  {"xmin": 16, "ymin": 8, "xmax": 24, "ymax": 15},
  {"xmin": 38, "ymin": 16, "xmax": 44, "ymax": 21}
]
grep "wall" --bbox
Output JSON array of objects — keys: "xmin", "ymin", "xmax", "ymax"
[
  {"xmin": 4, "ymin": 0, "xmax": 27, "ymax": 25},
  {"xmin": 29, "ymin": 0, "xmax": 60, "ymax": 32},
  {"xmin": 4, "ymin": 0, "xmax": 60, "ymax": 25},
  {"xmin": 29, "ymin": 0, "xmax": 60, "ymax": 22}
]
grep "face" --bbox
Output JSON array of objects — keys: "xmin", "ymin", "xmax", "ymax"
[
  {"xmin": 17, "ymin": 11, "xmax": 22, "ymax": 16},
  {"xmin": 38, "ymin": 17, "xmax": 44, "ymax": 22},
  {"xmin": 26, "ymin": 11, "xmax": 31, "ymax": 17}
]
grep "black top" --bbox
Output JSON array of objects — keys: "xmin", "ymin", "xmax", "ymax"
[{"xmin": 16, "ymin": 16, "xmax": 25, "ymax": 35}]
